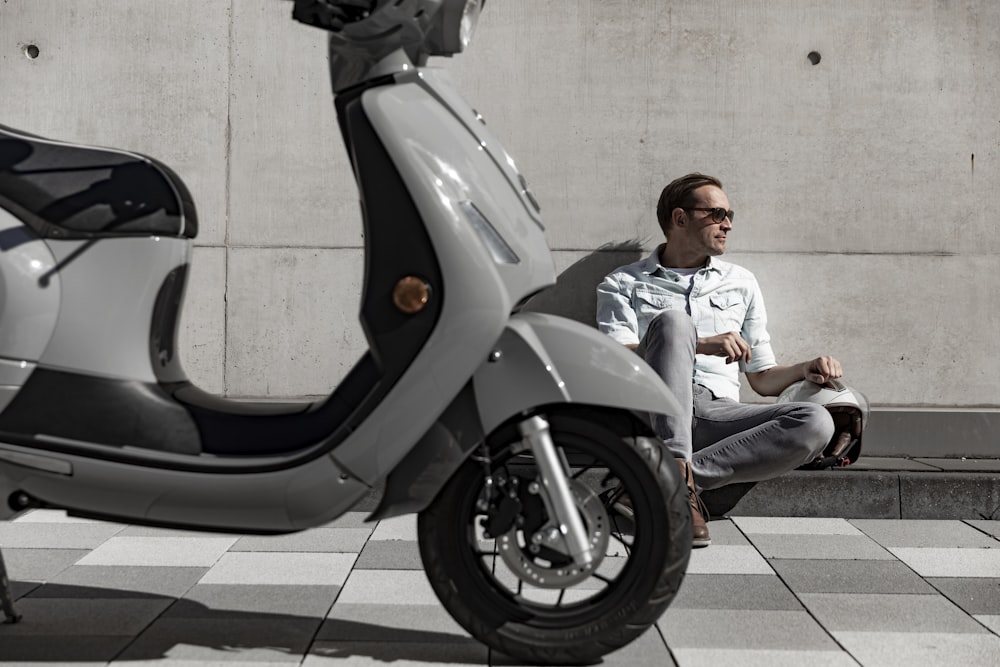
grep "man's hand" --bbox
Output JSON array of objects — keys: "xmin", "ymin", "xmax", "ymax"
[
  {"xmin": 697, "ymin": 332, "xmax": 751, "ymax": 364},
  {"xmin": 804, "ymin": 355, "xmax": 843, "ymax": 385}
]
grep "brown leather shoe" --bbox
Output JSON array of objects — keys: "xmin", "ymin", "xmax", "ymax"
[{"xmin": 676, "ymin": 459, "xmax": 711, "ymax": 548}]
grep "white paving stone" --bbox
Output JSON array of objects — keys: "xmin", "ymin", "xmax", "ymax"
[
  {"xmin": 975, "ymin": 615, "xmax": 1000, "ymax": 634},
  {"xmin": 76, "ymin": 536, "xmax": 237, "ymax": 567},
  {"xmin": 368, "ymin": 514, "xmax": 419, "ymax": 541},
  {"xmin": 12, "ymin": 509, "xmax": 104, "ymax": 523},
  {"xmin": 672, "ymin": 648, "xmax": 858, "ymax": 667},
  {"xmin": 732, "ymin": 517, "xmax": 862, "ymax": 535},
  {"xmin": 833, "ymin": 631, "xmax": 1000, "ymax": 666},
  {"xmin": 685, "ymin": 545, "xmax": 774, "ymax": 575},
  {"xmin": 336, "ymin": 569, "xmax": 440, "ymax": 605},
  {"xmin": 198, "ymin": 552, "xmax": 357, "ymax": 586},
  {"xmin": 888, "ymin": 547, "xmax": 1000, "ymax": 578}
]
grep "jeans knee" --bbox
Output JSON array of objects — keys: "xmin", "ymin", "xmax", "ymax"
[
  {"xmin": 647, "ymin": 309, "xmax": 696, "ymax": 341},
  {"xmin": 794, "ymin": 403, "xmax": 835, "ymax": 458}
]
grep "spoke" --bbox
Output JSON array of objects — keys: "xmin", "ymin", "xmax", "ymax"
[
  {"xmin": 570, "ymin": 457, "xmax": 599, "ymax": 480},
  {"xmin": 556, "ymin": 589, "xmax": 566, "ymax": 607},
  {"xmin": 591, "ymin": 571, "xmax": 614, "ymax": 585},
  {"xmin": 517, "ymin": 578, "xmax": 523, "ymax": 596}
]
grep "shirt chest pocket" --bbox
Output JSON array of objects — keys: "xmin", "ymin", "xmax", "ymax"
[
  {"xmin": 632, "ymin": 285, "xmax": 683, "ymax": 315},
  {"xmin": 709, "ymin": 292, "xmax": 747, "ymax": 332}
]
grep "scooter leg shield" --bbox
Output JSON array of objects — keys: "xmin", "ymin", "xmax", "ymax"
[{"xmin": 472, "ymin": 312, "xmax": 681, "ymax": 434}]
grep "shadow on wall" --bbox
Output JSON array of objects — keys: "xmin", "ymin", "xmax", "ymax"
[{"xmin": 522, "ymin": 239, "xmax": 646, "ymax": 326}]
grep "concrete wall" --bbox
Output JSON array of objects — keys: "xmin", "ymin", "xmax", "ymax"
[{"xmin": 1, "ymin": 1, "xmax": 998, "ymax": 418}]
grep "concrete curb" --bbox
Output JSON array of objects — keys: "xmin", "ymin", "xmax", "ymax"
[{"xmin": 703, "ymin": 469, "xmax": 1000, "ymax": 521}]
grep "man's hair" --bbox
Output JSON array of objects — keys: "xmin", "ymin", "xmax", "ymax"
[{"xmin": 655, "ymin": 173, "xmax": 723, "ymax": 236}]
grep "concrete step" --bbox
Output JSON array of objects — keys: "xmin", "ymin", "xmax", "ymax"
[{"xmin": 701, "ymin": 457, "xmax": 1000, "ymax": 521}]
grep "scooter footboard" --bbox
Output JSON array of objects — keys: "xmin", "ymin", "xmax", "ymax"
[{"xmin": 472, "ymin": 312, "xmax": 681, "ymax": 434}]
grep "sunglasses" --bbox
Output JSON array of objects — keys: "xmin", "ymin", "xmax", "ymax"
[{"xmin": 685, "ymin": 207, "xmax": 735, "ymax": 223}]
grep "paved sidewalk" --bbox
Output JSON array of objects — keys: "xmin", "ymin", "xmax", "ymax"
[{"xmin": 2, "ymin": 509, "xmax": 999, "ymax": 666}]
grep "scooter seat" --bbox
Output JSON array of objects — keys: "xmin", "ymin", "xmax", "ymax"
[{"xmin": 0, "ymin": 124, "xmax": 197, "ymax": 239}]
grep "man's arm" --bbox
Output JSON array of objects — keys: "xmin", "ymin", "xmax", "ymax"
[
  {"xmin": 745, "ymin": 356, "xmax": 843, "ymax": 397},
  {"xmin": 596, "ymin": 274, "xmax": 641, "ymax": 348}
]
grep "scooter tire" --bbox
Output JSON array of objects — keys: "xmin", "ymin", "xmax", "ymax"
[{"xmin": 417, "ymin": 412, "xmax": 691, "ymax": 665}]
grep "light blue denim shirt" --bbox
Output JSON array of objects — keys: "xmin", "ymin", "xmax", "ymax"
[{"xmin": 596, "ymin": 245, "xmax": 776, "ymax": 400}]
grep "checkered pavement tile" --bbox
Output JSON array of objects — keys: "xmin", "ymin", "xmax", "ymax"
[{"xmin": 3, "ymin": 512, "xmax": 1000, "ymax": 665}]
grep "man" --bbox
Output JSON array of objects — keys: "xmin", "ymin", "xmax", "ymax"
[{"xmin": 596, "ymin": 173, "xmax": 839, "ymax": 547}]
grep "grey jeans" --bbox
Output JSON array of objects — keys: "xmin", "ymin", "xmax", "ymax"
[{"xmin": 637, "ymin": 310, "xmax": 834, "ymax": 491}]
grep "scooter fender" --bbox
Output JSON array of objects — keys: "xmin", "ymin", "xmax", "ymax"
[
  {"xmin": 473, "ymin": 312, "xmax": 682, "ymax": 435},
  {"xmin": 369, "ymin": 312, "xmax": 680, "ymax": 522}
]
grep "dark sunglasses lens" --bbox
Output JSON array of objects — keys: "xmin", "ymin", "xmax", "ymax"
[{"xmin": 712, "ymin": 208, "xmax": 726, "ymax": 223}]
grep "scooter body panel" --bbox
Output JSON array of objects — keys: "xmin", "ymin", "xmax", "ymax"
[
  {"xmin": 39, "ymin": 237, "xmax": 189, "ymax": 383},
  {"xmin": 328, "ymin": 70, "xmax": 555, "ymax": 485},
  {"xmin": 0, "ymin": 441, "xmax": 369, "ymax": 531}
]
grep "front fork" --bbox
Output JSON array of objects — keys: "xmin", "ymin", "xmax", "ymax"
[{"xmin": 517, "ymin": 415, "xmax": 595, "ymax": 567}]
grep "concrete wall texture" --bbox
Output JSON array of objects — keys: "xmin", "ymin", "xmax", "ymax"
[{"xmin": 1, "ymin": 1, "xmax": 998, "ymax": 414}]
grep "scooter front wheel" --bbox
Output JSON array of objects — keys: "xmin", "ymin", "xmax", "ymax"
[{"xmin": 417, "ymin": 412, "xmax": 691, "ymax": 664}]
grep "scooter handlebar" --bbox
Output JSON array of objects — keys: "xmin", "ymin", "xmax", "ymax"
[{"xmin": 289, "ymin": 0, "xmax": 375, "ymax": 32}]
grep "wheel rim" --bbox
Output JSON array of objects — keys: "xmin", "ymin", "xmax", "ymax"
[{"xmin": 454, "ymin": 421, "xmax": 669, "ymax": 629}]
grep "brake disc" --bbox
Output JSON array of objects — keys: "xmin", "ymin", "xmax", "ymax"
[{"xmin": 496, "ymin": 479, "xmax": 610, "ymax": 589}]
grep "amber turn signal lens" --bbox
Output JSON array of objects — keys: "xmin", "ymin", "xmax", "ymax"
[{"xmin": 393, "ymin": 276, "xmax": 431, "ymax": 314}]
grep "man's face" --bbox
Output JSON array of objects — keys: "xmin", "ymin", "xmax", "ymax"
[{"xmin": 681, "ymin": 185, "xmax": 733, "ymax": 257}]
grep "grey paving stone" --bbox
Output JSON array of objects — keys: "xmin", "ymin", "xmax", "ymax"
[
  {"xmin": 167, "ymin": 583, "xmax": 340, "ymax": 618},
  {"xmin": 31, "ymin": 566, "xmax": 206, "ymax": 599},
  {"xmin": 967, "ymin": 519, "xmax": 1000, "ymax": 540},
  {"xmin": 724, "ymin": 471, "xmax": 900, "ymax": 519},
  {"xmin": 4, "ymin": 548, "xmax": 88, "ymax": 580},
  {"xmin": 116, "ymin": 616, "xmax": 319, "ymax": 662},
  {"xmin": 354, "ymin": 539, "xmax": 423, "ymax": 569},
  {"xmin": 670, "ymin": 648, "xmax": 857, "ymax": 667},
  {"xmin": 832, "ymin": 630, "xmax": 1000, "ymax": 666},
  {"xmin": 317, "ymin": 511, "xmax": 373, "ymax": 529},
  {"xmin": 671, "ymin": 574, "xmax": 803, "ymax": 610},
  {"xmin": 888, "ymin": 547, "xmax": 1000, "ymax": 577},
  {"xmin": 852, "ymin": 518, "xmax": 1000, "ymax": 548},
  {"xmin": 232, "ymin": 527, "xmax": 372, "ymax": 553},
  {"xmin": 9, "ymin": 579, "xmax": 39, "ymax": 600},
  {"xmin": 318, "ymin": 602, "xmax": 471, "ymax": 642},
  {"xmin": 900, "ymin": 473, "xmax": 1000, "ymax": 520},
  {"xmin": 700, "ymin": 518, "xmax": 751, "ymax": 545},
  {"xmin": 745, "ymin": 534, "xmax": 894, "ymax": 560},
  {"xmin": 0, "ymin": 635, "xmax": 132, "ymax": 663},
  {"xmin": 657, "ymin": 609, "xmax": 838, "ymax": 650},
  {"xmin": 799, "ymin": 592, "xmax": 987, "ymax": 633},
  {"xmin": 305, "ymin": 640, "xmax": 488, "ymax": 666},
  {"xmin": 0, "ymin": 522, "xmax": 125, "ymax": 549},
  {"xmin": 927, "ymin": 578, "xmax": 1000, "ymax": 615},
  {"xmin": 770, "ymin": 558, "xmax": 936, "ymax": 594},
  {"xmin": 685, "ymin": 545, "xmax": 774, "ymax": 574},
  {"xmin": 0, "ymin": 597, "xmax": 173, "ymax": 636}
]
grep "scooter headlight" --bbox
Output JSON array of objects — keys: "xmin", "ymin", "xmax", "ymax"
[
  {"xmin": 426, "ymin": 0, "xmax": 485, "ymax": 55},
  {"xmin": 458, "ymin": 0, "xmax": 483, "ymax": 50}
]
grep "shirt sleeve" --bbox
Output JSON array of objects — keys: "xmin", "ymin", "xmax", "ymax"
[
  {"xmin": 739, "ymin": 276, "xmax": 776, "ymax": 373},
  {"xmin": 596, "ymin": 273, "xmax": 641, "ymax": 347}
]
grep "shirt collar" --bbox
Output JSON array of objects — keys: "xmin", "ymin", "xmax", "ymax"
[{"xmin": 641, "ymin": 244, "xmax": 726, "ymax": 276}]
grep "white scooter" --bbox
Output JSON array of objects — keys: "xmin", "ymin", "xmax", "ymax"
[{"xmin": 0, "ymin": 1, "xmax": 691, "ymax": 662}]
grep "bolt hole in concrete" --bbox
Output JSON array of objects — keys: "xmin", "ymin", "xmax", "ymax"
[
  {"xmin": 23, "ymin": 44, "xmax": 40, "ymax": 59},
  {"xmin": 807, "ymin": 51, "xmax": 821, "ymax": 66}
]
